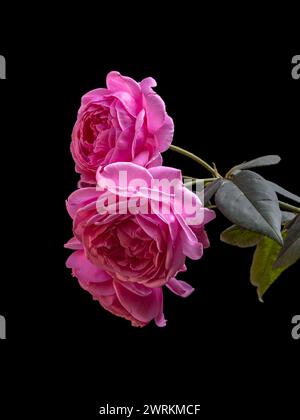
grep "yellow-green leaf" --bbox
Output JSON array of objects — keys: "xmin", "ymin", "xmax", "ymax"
[
  {"xmin": 220, "ymin": 225, "xmax": 262, "ymax": 248},
  {"xmin": 250, "ymin": 233, "xmax": 292, "ymax": 301}
]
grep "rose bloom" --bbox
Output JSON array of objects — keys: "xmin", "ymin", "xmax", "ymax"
[
  {"xmin": 71, "ymin": 71, "xmax": 174, "ymax": 185},
  {"xmin": 65, "ymin": 163, "xmax": 215, "ymax": 327}
]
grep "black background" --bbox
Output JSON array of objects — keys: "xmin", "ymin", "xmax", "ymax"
[{"xmin": 0, "ymin": 13, "xmax": 299, "ymax": 418}]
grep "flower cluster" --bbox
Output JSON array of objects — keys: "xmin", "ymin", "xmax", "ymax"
[{"xmin": 65, "ymin": 72, "xmax": 215, "ymax": 327}]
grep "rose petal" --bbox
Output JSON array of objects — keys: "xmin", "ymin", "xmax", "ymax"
[
  {"xmin": 143, "ymin": 92, "xmax": 166, "ymax": 133},
  {"xmin": 155, "ymin": 115, "xmax": 174, "ymax": 152},
  {"xmin": 66, "ymin": 188, "xmax": 98, "ymax": 219},
  {"xmin": 106, "ymin": 71, "xmax": 141, "ymax": 99},
  {"xmin": 114, "ymin": 281, "xmax": 163, "ymax": 324},
  {"xmin": 140, "ymin": 77, "xmax": 157, "ymax": 94},
  {"xmin": 64, "ymin": 237, "xmax": 83, "ymax": 250},
  {"xmin": 96, "ymin": 162, "xmax": 153, "ymax": 189},
  {"xmin": 166, "ymin": 278, "xmax": 195, "ymax": 297},
  {"xmin": 66, "ymin": 250, "xmax": 112, "ymax": 284},
  {"xmin": 148, "ymin": 166, "xmax": 182, "ymax": 183},
  {"xmin": 146, "ymin": 153, "xmax": 163, "ymax": 168}
]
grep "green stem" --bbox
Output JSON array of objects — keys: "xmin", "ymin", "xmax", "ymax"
[
  {"xmin": 169, "ymin": 145, "xmax": 219, "ymax": 177},
  {"xmin": 184, "ymin": 178, "xmax": 217, "ymax": 188},
  {"xmin": 183, "ymin": 176, "xmax": 217, "ymax": 182},
  {"xmin": 279, "ymin": 201, "xmax": 300, "ymax": 214}
]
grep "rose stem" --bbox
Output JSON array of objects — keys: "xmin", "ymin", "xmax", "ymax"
[
  {"xmin": 169, "ymin": 145, "xmax": 220, "ymax": 177},
  {"xmin": 279, "ymin": 201, "xmax": 300, "ymax": 214}
]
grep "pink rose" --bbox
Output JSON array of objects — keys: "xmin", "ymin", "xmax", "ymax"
[
  {"xmin": 65, "ymin": 163, "xmax": 215, "ymax": 327},
  {"xmin": 71, "ymin": 71, "xmax": 174, "ymax": 185},
  {"xmin": 65, "ymin": 242, "xmax": 166, "ymax": 327}
]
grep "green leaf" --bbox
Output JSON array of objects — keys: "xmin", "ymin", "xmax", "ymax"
[
  {"xmin": 268, "ymin": 181, "xmax": 300, "ymax": 204},
  {"xmin": 250, "ymin": 234, "xmax": 290, "ymax": 301},
  {"xmin": 220, "ymin": 225, "xmax": 262, "ymax": 248},
  {"xmin": 231, "ymin": 155, "xmax": 281, "ymax": 173},
  {"xmin": 274, "ymin": 215, "xmax": 300, "ymax": 268},
  {"xmin": 203, "ymin": 179, "xmax": 222, "ymax": 205},
  {"xmin": 215, "ymin": 170, "xmax": 283, "ymax": 245}
]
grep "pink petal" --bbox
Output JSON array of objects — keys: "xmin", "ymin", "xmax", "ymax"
[
  {"xmin": 64, "ymin": 237, "xmax": 83, "ymax": 250},
  {"xmin": 107, "ymin": 127, "xmax": 134, "ymax": 163},
  {"xmin": 98, "ymin": 294, "xmax": 146, "ymax": 327},
  {"xmin": 203, "ymin": 207, "xmax": 216, "ymax": 224},
  {"xmin": 190, "ymin": 227, "xmax": 211, "ymax": 249},
  {"xmin": 79, "ymin": 279, "xmax": 115, "ymax": 297},
  {"xmin": 140, "ymin": 77, "xmax": 157, "ymax": 94},
  {"xmin": 166, "ymin": 278, "xmax": 195, "ymax": 298},
  {"xmin": 131, "ymin": 110, "xmax": 146, "ymax": 158},
  {"xmin": 136, "ymin": 214, "xmax": 165, "ymax": 251},
  {"xmin": 144, "ymin": 92, "xmax": 166, "ymax": 133},
  {"xmin": 119, "ymin": 281, "xmax": 152, "ymax": 297},
  {"xmin": 154, "ymin": 288, "xmax": 167, "ymax": 327},
  {"xmin": 166, "ymin": 238, "xmax": 186, "ymax": 279},
  {"xmin": 155, "ymin": 115, "xmax": 174, "ymax": 152},
  {"xmin": 66, "ymin": 188, "xmax": 98, "ymax": 219},
  {"xmin": 96, "ymin": 162, "xmax": 153, "ymax": 189},
  {"xmin": 132, "ymin": 149, "xmax": 150, "ymax": 166},
  {"xmin": 115, "ymin": 102, "xmax": 134, "ymax": 130},
  {"xmin": 175, "ymin": 213, "xmax": 204, "ymax": 260},
  {"xmin": 135, "ymin": 109, "xmax": 146, "ymax": 132},
  {"xmin": 106, "ymin": 71, "xmax": 141, "ymax": 100},
  {"xmin": 66, "ymin": 250, "xmax": 112, "ymax": 284},
  {"xmin": 148, "ymin": 166, "xmax": 182, "ymax": 182},
  {"xmin": 114, "ymin": 281, "xmax": 163, "ymax": 324},
  {"xmin": 109, "ymin": 91, "xmax": 139, "ymax": 117},
  {"xmin": 81, "ymin": 88, "xmax": 108, "ymax": 107},
  {"xmin": 146, "ymin": 153, "xmax": 163, "ymax": 168}
]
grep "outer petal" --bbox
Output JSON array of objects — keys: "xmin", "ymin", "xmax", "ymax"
[
  {"xmin": 115, "ymin": 102, "xmax": 134, "ymax": 130},
  {"xmin": 119, "ymin": 281, "xmax": 152, "ymax": 297},
  {"xmin": 66, "ymin": 188, "xmax": 98, "ymax": 219},
  {"xmin": 190, "ymin": 226, "xmax": 211, "ymax": 249},
  {"xmin": 109, "ymin": 126, "xmax": 135, "ymax": 162},
  {"xmin": 106, "ymin": 71, "xmax": 141, "ymax": 99},
  {"xmin": 132, "ymin": 149, "xmax": 150, "ymax": 166},
  {"xmin": 114, "ymin": 281, "xmax": 164, "ymax": 324},
  {"xmin": 143, "ymin": 92, "xmax": 166, "ymax": 133},
  {"xmin": 64, "ymin": 237, "xmax": 83, "ymax": 250},
  {"xmin": 148, "ymin": 166, "xmax": 182, "ymax": 182},
  {"xmin": 66, "ymin": 250, "xmax": 112, "ymax": 284},
  {"xmin": 98, "ymin": 294, "xmax": 146, "ymax": 327},
  {"xmin": 81, "ymin": 88, "xmax": 109, "ymax": 107},
  {"xmin": 155, "ymin": 115, "xmax": 174, "ymax": 152},
  {"xmin": 108, "ymin": 91, "xmax": 139, "ymax": 117},
  {"xmin": 79, "ymin": 279, "xmax": 115, "ymax": 297},
  {"xmin": 140, "ymin": 77, "xmax": 157, "ymax": 94},
  {"xmin": 175, "ymin": 213, "xmax": 204, "ymax": 260},
  {"xmin": 203, "ymin": 207, "xmax": 216, "ymax": 224},
  {"xmin": 154, "ymin": 288, "xmax": 167, "ymax": 327},
  {"xmin": 96, "ymin": 162, "xmax": 153, "ymax": 189},
  {"xmin": 166, "ymin": 278, "xmax": 195, "ymax": 297},
  {"xmin": 146, "ymin": 153, "xmax": 163, "ymax": 168}
]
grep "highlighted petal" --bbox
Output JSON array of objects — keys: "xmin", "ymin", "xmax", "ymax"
[
  {"xmin": 66, "ymin": 188, "xmax": 98, "ymax": 219},
  {"xmin": 114, "ymin": 281, "xmax": 163, "ymax": 324},
  {"xmin": 166, "ymin": 278, "xmax": 195, "ymax": 297}
]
